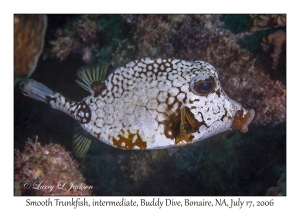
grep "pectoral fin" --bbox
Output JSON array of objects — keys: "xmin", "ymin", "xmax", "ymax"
[{"xmin": 175, "ymin": 107, "xmax": 202, "ymax": 144}]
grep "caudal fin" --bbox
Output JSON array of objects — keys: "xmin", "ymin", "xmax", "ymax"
[
  {"xmin": 19, "ymin": 79, "xmax": 54, "ymax": 104},
  {"xmin": 20, "ymin": 79, "xmax": 92, "ymax": 124}
]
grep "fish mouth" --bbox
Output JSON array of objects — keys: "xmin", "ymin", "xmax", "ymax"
[{"xmin": 231, "ymin": 108, "xmax": 255, "ymax": 133}]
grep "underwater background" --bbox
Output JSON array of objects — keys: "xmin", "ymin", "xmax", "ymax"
[{"xmin": 14, "ymin": 14, "xmax": 286, "ymax": 196}]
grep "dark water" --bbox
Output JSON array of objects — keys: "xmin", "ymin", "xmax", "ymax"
[{"xmin": 14, "ymin": 14, "xmax": 286, "ymax": 196}]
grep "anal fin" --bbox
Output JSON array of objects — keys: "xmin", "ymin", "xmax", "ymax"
[{"xmin": 72, "ymin": 124, "xmax": 95, "ymax": 158}]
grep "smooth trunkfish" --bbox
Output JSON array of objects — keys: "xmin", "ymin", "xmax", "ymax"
[{"xmin": 19, "ymin": 58, "xmax": 255, "ymax": 157}]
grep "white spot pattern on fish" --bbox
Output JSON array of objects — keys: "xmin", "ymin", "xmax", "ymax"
[{"xmin": 19, "ymin": 58, "xmax": 255, "ymax": 156}]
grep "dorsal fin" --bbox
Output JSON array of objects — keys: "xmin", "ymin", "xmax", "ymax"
[{"xmin": 75, "ymin": 64, "xmax": 108, "ymax": 95}]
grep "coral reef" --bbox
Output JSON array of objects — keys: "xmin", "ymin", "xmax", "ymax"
[
  {"xmin": 123, "ymin": 15, "xmax": 182, "ymax": 58},
  {"xmin": 261, "ymin": 30, "xmax": 286, "ymax": 70},
  {"xmin": 50, "ymin": 37, "xmax": 74, "ymax": 61},
  {"xmin": 249, "ymin": 14, "xmax": 286, "ymax": 70},
  {"xmin": 49, "ymin": 15, "xmax": 102, "ymax": 63},
  {"xmin": 249, "ymin": 15, "xmax": 286, "ymax": 32},
  {"xmin": 49, "ymin": 15, "xmax": 135, "ymax": 68},
  {"xmin": 14, "ymin": 14, "xmax": 47, "ymax": 78},
  {"xmin": 14, "ymin": 136, "xmax": 92, "ymax": 195}
]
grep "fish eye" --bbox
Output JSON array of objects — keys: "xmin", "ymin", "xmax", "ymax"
[
  {"xmin": 199, "ymin": 82, "xmax": 211, "ymax": 91},
  {"xmin": 190, "ymin": 76, "xmax": 216, "ymax": 96}
]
